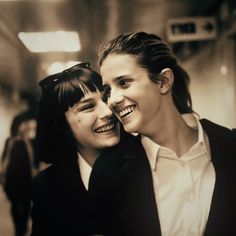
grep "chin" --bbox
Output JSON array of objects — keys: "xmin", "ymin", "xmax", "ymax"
[
  {"xmin": 103, "ymin": 137, "xmax": 120, "ymax": 148},
  {"xmin": 123, "ymin": 121, "xmax": 140, "ymax": 134},
  {"xmin": 110, "ymin": 136, "xmax": 120, "ymax": 145}
]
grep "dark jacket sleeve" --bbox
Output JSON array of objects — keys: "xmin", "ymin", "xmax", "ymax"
[
  {"xmin": 4, "ymin": 139, "xmax": 32, "ymax": 201},
  {"xmin": 30, "ymin": 171, "xmax": 48, "ymax": 236},
  {"xmin": 31, "ymin": 167, "xmax": 56, "ymax": 236}
]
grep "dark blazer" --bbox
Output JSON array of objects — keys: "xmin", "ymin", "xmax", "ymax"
[
  {"xmin": 31, "ymin": 155, "xmax": 92, "ymax": 236},
  {"xmin": 90, "ymin": 119, "xmax": 236, "ymax": 236},
  {"xmin": 4, "ymin": 139, "xmax": 33, "ymax": 202}
]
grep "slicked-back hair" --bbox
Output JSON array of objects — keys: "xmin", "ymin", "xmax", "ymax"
[
  {"xmin": 36, "ymin": 66, "xmax": 103, "ymax": 164},
  {"xmin": 98, "ymin": 32, "xmax": 193, "ymax": 114}
]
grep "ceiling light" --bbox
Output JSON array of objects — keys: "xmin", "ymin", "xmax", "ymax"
[
  {"xmin": 18, "ymin": 31, "xmax": 81, "ymax": 53},
  {"xmin": 220, "ymin": 65, "xmax": 228, "ymax": 75}
]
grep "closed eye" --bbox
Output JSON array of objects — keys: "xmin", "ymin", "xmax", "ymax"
[
  {"xmin": 118, "ymin": 78, "xmax": 132, "ymax": 88},
  {"xmin": 80, "ymin": 103, "xmax": 96, "ymax": 112}
]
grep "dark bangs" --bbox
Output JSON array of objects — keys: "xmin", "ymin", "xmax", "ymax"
[{"xmin": 54, "ymin": 68, "xmax": 103, "ymax": 112}]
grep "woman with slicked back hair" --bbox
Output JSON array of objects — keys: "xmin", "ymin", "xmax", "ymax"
[
  {"xmin": 99, "ymin": 31, "xmax": 193, "ymax": 114},
  {"xmin": 89, "ymin": 32, "xmax": 236, "ymax": 236}
]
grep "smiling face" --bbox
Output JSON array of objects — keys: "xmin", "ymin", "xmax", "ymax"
[
  {"xmin": 100, "ymin": 54, "xmax": 164, "ymax": 135},
  {"xmin": 65, "ymin": 90, "xmax": 120, "ymax": 153}
]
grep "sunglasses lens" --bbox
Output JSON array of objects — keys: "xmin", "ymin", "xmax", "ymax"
[{"xmin": 39, "ymin": 62, "xmax": 90, "ymax": 90}]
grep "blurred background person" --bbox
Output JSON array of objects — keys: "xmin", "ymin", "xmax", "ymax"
[
  {"xmin": 2, "ymin": 110, "xmax": 37, "ymax": 236},
  {"xmin": 1, "ymin": 113, "xmax": 26, "ymax": 183}
]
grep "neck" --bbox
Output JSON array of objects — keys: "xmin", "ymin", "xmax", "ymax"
[
  {"xmin": 142, "ymin": 100, "xmax": 198, "ymax": 157},
  {"xmin": 78, "ymin": 147, "xmax": 101, "ymax": 167}
]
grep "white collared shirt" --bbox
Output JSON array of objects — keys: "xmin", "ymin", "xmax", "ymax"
[
  {"xmin": 78, "ymin": 153, "xmax": 92, "ymax": 191},
  {"xmin": 141, "ymin": 114, "xmax": 215, "ymax": 236}
]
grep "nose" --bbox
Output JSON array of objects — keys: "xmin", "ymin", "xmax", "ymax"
[
  {"xmin": 98, "ymin": 100, "xmax": 113, "ymax": 119},
  {"xmin": 108, "ymin": 88, "xmax": 124, "ymax": 108}
]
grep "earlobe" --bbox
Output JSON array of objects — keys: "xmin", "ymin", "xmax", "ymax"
[{"xmin": 159, "ymin": 68, "xmax": 174, "ymax": 94}]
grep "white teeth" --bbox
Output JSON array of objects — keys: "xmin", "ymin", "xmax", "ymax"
[
  {"xmin": 119, "ymin": 106, "xmax": 135, "ymax": 117},
  {"xmin": 95, "ymin": 123, "xmax": 115, "ymax": 133}
]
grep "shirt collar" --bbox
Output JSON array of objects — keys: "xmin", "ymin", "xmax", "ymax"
[
  {"xmin": 78, "ymin": 153, "xmax": 92, "ymax": 191},
  {"xmin": 182, "ymin": 113, "xmax": 202, "ymax": 143},
  {"xmin": 141, "ymin": 114, "xmax": 211, "ymax": 170},
  {"xmin": 183, "ymin": 114, "xmax": 211, "ymax": 156},
  {"xmin": 141, "ymin": 135, "xmax": 160, "ymax": 170}
]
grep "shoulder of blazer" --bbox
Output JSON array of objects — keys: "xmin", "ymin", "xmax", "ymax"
[
  {"xmin": 32, "ymin": 153, "xmax": 79, "ymax": 197},
  {"xmin": 200, "ymin": 119, "xmax": 235, "ymax": 163},
  {"xmin": 32, "ymin": 164, "xmax": 58, "ymax": 199},
  {"xmin": 90, "ymin": 132, "xmax": 145, "ymax": 191},
  {"xmin": 200, "ymin": 118, "xmax": 234, "ymax": 142}
]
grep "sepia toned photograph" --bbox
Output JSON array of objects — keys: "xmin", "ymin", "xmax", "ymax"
[{"xmin": 0, "ymin": 0, "xmax": 235, "ymax": 235}]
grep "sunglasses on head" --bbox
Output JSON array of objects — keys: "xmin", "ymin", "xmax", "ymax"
[{"xmin": 39, "ymin": 62, "xmax": 90, "ymax": 90}]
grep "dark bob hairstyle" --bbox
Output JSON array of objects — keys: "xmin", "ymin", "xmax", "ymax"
[{"xmin": 35, "ymin": 62, "xmax": 103, "ymax": 164}]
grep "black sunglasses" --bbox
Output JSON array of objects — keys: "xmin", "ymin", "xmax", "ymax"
[{"xmin": 39, "ymin": 62, "xmax": 90, "ymax": 90}]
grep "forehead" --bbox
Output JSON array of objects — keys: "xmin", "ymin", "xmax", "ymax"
[
  {"xmin": 80, "ymin": 90, "xmax": 101, "ymax": 101},
  {"xmin": 100, "ymin": 54, "xmax": 145, "ymax": 83}
]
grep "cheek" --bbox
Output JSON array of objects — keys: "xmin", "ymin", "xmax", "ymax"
[
  {"xmin": 66, "ymin": 115, "xmax": 81, "ymax": 134},
  {"xmin": 70, "ymin": 118, "xmax": 80, "ymax": 128},
  {"xmin": 139, "ymin": 92, "xmax": 159, "ymax": 114},
  {"xmin": 77, "ymin": 114, "xmax": 96, "ymax": 130}
]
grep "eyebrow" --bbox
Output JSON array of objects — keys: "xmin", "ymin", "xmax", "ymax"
[
  {"xmin": 114, "ymin": 75, "xmax": 130, "ymax": 81},
  {"xmin": 79, "ymin": 97, "xmax": 95, "ymax": 104}
]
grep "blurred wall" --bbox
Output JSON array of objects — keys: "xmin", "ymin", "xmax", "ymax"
[
  {"xmin": 183, "ymin": 1, "xmax": 236, "ymax": 128},
  {"xmin": 185, "ymin": 36, "xmax": 236, "ymax": 128}
]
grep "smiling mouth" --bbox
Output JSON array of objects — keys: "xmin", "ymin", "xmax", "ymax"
[
  {"xmin": 117, "ymin": 105, "xmax": 136, "ymax": 118},
  {"xmin": 95, "ymin": 123, "xmax": 116, "ymax": 133}
]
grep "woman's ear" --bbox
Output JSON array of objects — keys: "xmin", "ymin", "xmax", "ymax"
[{"xmin": 159, "ymin": 68, "xmax": 174, "ymax": 94}]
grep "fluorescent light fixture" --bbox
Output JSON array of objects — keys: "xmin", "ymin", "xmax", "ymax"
[
  {"xmin": 18, "ymin": 31, "xmax": 81, "ymax": 52},
  {"xmin": 220, "ymin": 65, "xmax": 228, "ymax": 75}
]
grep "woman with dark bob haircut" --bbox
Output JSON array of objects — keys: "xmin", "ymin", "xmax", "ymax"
[{"xmin": 30, "ymin": 62, "xmax": 134, "ymax": 235}]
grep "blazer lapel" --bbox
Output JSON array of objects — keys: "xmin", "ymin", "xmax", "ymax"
[
  {"xmin": 120, "ymin": 134, "xmax": 161, "ymax": 235},
  {"xmin": 89, "ymin": 133, "xmax": 162, "ymax": 235}
]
